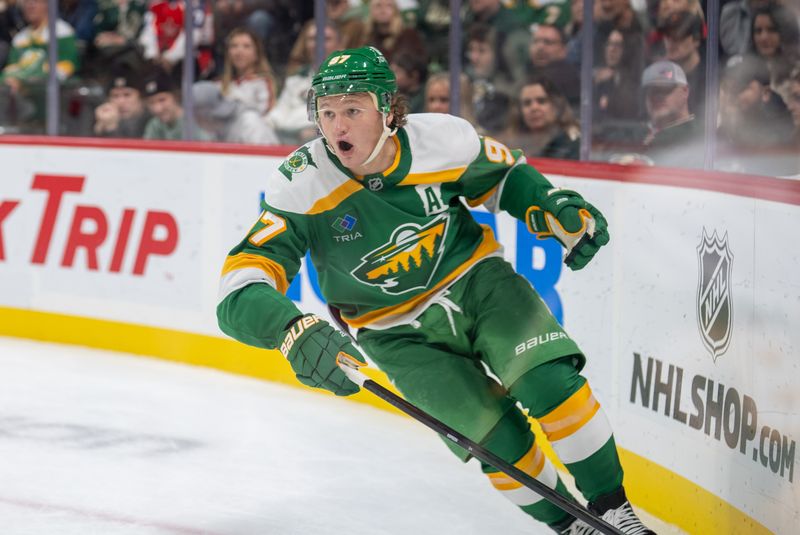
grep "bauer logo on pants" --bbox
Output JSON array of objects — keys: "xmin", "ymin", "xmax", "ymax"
[{"xmin": 696, "ymin": 228, "xmax": 733, "ymax": 361}]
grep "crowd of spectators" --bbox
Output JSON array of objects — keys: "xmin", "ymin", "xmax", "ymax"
[{"xmin": 0, "ymin": 0, "xmax": 798, "ymax": 174}]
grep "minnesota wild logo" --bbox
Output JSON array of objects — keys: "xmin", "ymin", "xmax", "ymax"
[
  {"xmin": 279, "ymin": 147, "xmax": 317, "ymax": 180},
  {"xmin": 351, "ymin": 215, "xmax": 449, "ymax": 295}
]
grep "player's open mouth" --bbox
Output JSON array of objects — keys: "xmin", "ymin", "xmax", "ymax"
[{"xmin": 337, "ymin": 140, "xmax": 354, "ymax": 154}]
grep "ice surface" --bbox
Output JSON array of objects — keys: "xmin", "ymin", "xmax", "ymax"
[{"xmin": 0, "ymin": 337, "xmax": 550, "ymax": 534}]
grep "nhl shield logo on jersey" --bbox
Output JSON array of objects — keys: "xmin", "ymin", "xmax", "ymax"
[
  {"xmin": 279, "ymin": 147, "xmax": 317, "ymax": 180},
  {"xmin": 696, "ymin": 228, "xmax": 734, "ymax": 361},
  {"xmin": 351, "ymin": 215, "xmax": 449, "ymax": 295}
]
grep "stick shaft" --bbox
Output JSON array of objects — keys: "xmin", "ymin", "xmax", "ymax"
[{"xmin": 359, "ymin": 378, "xmax": 624, "ymax": 535}]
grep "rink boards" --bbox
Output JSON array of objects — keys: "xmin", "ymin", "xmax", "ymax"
[{"xmin": 0, "ymin": 137, "xmax": 797, "ymax": 534}]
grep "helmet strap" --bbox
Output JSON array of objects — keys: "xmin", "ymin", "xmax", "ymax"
[
  {"xmin": 361, "ymin": 115, "xmax": 396, "ymax": 167},
  {"xmin": 361, "ymin": 92, "xmax": 396, "ymax": 167}
]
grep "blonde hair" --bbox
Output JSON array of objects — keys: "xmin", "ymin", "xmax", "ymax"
[
  {"xmin": 658, "ymin": 0, "xmax": 705, "ymax": 23},
  {"xmin": 221, "ymin": 27, "xmax": 276, "ymax": 108}
]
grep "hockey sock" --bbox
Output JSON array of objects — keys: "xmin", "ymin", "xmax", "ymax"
[
  {"xmin": 480, "ymin": 408, "xmax": 577, "ymax": 527},
  {"xmin": 511, "ymin": 358, "xmax": 624, "ymax": 502}
]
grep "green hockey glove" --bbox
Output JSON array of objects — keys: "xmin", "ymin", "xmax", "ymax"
[
  {"xmin": 526, "ymin": 188, "xmax": 610, "ymax": 270},
  {"xmin": 279, "ymin": 314, "xmax": 366, "ymax": 396}
]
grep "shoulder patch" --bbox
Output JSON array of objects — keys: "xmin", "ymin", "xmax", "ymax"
[
  {"xmin": 265, "ymin": 139, "xmax": 359, "ymax": 214},
  {"xmin": 279, "ymin": 146, "xmax": 317, "ymax": 180}
]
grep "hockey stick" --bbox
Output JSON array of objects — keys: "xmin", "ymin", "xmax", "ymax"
[{"xmin": 336, "ymin": 355, "xmax": 625, "ymax": 535}]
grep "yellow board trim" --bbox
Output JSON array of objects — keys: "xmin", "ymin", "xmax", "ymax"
[
  {"xmin": 0, "ymin": 306, "xmax": 404, "ymax": 417},
  {"xmin": 0, "ymin": 306, "xmax": 772, "ymax": 535}
]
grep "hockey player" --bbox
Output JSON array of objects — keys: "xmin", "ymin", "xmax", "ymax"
[{"xmin": 217, "ymin": 46, "xmax": 655, "ymax": 535}]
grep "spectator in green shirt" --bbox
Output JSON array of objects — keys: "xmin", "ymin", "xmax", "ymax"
[
  {"xmin": 0, "ymin": 0, "xmax": 78, "ymax": 128},
  {"xmin": 1, "ymin": 0, "xmax": 78, "ymax": 89},
  {"xmin": 143, "ymin": 70, "xmax": 182, "ymax": 140},
  {"xmin": 141, "ymin": 69, "xmax": 212, "ymax": 141}
]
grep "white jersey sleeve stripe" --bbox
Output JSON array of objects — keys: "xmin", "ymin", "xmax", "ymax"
[{"xmin": 218, "ymin": 268, "xmax": 277, "ymax": 303}]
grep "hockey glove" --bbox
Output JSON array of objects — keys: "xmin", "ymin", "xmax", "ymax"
[
  {"xmin": 526, "ymin": 188, "xmax": 610, "ymax": 270},
  {"xmin": 279, "ymin": 314, "xmax": 366, "ymax": 396}
]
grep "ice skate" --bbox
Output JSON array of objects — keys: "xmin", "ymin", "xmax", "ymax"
[
  {"xmin": 589, "ymin": 488, "xmax": 655, "ymax": 535},
  {"xmin": 556, "ymin": 517, "xmax": 601, "ymax": 534}
]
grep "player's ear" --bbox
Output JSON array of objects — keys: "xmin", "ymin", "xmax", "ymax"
[{"xmin": 386, "ymin": 112, "xmax": 394, "ymax": 128}]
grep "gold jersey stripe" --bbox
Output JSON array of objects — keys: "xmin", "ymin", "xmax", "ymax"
[
  {"xmin": 221, "ymin": 253, "xmax": 289, "ymax": 294},
  {"xmin": 383, "ymin": 136, "xmax": 403, "ymax": 176},
  {"xmin": 466, "ymin": 184, "xmax": 500, "ymax": 207},
  {"xmin": 342, "ymin": 225, "xmax": 501, "ymax": 328},
  {"xmin": 539, "ymin": 383, "xmax": 601, "ymax": 441},
  {"xmin": 396, "ymin": 166, "xmax": 467, "ymax": 186},
  {"xmin": 354, "ymin": 136, "xmax": 402, "ymax": 181},
  {"xmin": 307, "ymin": 180, "xmax": 364, "ymax": 214}
]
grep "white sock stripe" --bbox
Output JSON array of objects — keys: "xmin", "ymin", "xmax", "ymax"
[
  {"xmin": 495, "ymin": 454, "xmax": 559, "ymax": 507},
  {"xmin": 549, "ymin": 406, "xmax": 613, "ymax": 464}
]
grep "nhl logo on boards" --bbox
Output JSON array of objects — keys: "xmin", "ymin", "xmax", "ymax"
[
  {"xmin": 368, "ymin": 177, "xmax": 384, "ymax": 191},
  {"xmin": 696, "ymin": 228, "xmax": 734, "ymax": 361}
]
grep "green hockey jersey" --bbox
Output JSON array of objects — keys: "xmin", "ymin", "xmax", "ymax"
[
  {"xmin": 218, "ymin": 113, "xmax": 555, "ymax": 349},
  {"xmin": 0, "ymin": 20, "xmax": 78, "ymax": 83}
]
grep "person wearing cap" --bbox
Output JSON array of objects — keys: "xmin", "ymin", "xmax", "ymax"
[
  {"xmin": 141, "ymin": 70, "xmax": 212, "ymax": 141},
  {"xmin": 640, "ymin": 59, "xmax": 704, "ymax": 168},
  {"xmin": 217, "ymin": 45, "xmax": 656, "ymax": 535},
  {"xmin": 93, "ymin": 70, "xmax": 150, "ymax": 138},
  {"xmin": 192, "ymin": 80, "xmax": 278, "ymax": 145},
  {"xmin": 718, "ymin": 54, "xmax": 794, "ymax": 151},
  {"xmin": 142, "ymin": 70, "xmax": 184, "ymax": 140}
]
